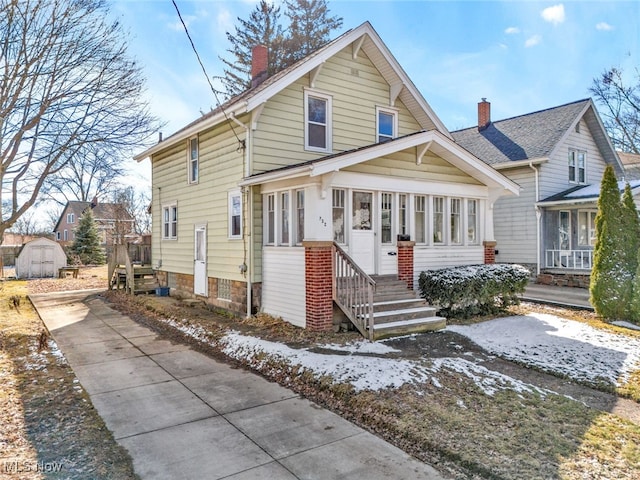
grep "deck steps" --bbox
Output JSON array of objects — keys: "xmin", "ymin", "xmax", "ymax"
[{"xmin": 356, "ymin": 276, "xmax": 446, "ymax": 340}]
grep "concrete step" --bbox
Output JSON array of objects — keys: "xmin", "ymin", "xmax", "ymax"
[{"xmin": 371, "ymin": 317, "xmax": 446, "ymax": 340}]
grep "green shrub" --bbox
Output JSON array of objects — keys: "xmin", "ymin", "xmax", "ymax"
[{"xmin": 418, "ymin": 264, "xmax": 530, "ymax": 318}]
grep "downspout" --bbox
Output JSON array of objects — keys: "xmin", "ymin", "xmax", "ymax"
[
  {"xmin": 529, "ymin": 162, "xmax": 541, "ymax": 276},
  {"xmin": 230, "ymin": 113, "xmax": 252, "ymax": 318}
]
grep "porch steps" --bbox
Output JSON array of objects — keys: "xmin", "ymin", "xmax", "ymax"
[{"xmin": 355, "ymin": 275, "xmax": 446, "ymax": 340}]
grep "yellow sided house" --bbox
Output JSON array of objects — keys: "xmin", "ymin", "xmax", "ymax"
[{"xmin": 134, "ymin": 22, "xmax": 518, "ymax": 339}]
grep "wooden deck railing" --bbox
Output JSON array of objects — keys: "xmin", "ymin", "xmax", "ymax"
[{"xmin": 333, "ymin": 243, "xmax": 376, "ymax": 340}]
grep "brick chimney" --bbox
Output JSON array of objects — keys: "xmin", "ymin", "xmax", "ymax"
[
  {"xmin": 251, "ymin": 45, "xmax": 268, "ymax": 88},
  {"xmin": 478, "ymin": 98, "xmax": 491, "ymax": 131},
  {"xmin": 91, "ymin": 196, "xmax": 98, "ymax": 208}
]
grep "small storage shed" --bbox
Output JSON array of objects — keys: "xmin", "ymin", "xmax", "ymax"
[{"xmin": 15, "ymin": 237, "xmax": 67, "ymax": 279}]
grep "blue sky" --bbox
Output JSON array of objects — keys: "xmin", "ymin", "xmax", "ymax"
[{"xmin": 112, "ymin": 0, "xmax": 639, "ymax": 166}]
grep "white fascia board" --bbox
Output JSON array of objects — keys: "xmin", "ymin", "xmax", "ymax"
[
  {"xmin": 536, "ymin": 198, "xmax": 596, "ymax": 207},
  {"xmin": 239, "ymin": 165, "xmax": 313, "ymax": 187},
  {"xmin": 492, "ymin": 157, "xmax": 548, "ymax": 170},
  {"xmin": 133, "ymin": 102, "xmax": 249, "ymax": 162}
]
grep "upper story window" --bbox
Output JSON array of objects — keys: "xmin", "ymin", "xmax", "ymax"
[
  {"xmin": 304, "ymin": 90, "xmax": 332, "ymax": 152},
  {"xmin": 188, "ymin": 137, "xmax": 199, "ymax": 184},
  {"xmin": 376, "ymin": 107, "xmax": 397, "ymax": 143},
  {"xmin": 163, "ymin": 203, "xmax": 178, "ymax": 240},
  {"xmin": 67, "ymin": 213, "xmax": 75, "ymax": 224},
  {"xmin": 228, "ymin": 191, "xmax": 242, "ymax": 239},
  {"xmin": 569, "ymin": 149, "xmax": 586, "ymax": 184}
]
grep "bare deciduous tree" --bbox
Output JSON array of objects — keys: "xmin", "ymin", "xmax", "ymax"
[
  {"xmin": 590, "ymin": 67, "xmax": 640, "ymax": 154},
  {"xmin": 111, "ymin": 186, "xmax": 151, "ymax": 235},
  {"xmin": 0, "ymin": 0, "xmax": 159, "ymax": 244}
]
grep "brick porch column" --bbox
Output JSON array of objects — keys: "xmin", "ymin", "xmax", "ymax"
[
  {"xmin": 483, "ymin": 240, "xmax": 497, "ymax": 264},
  {"xmin": 397, "ymin": 240, "xmax": 415, "ymax": 289},
  {"xmin": 303, "ymin": 240, "xmax": 334, "ymax": 332}
]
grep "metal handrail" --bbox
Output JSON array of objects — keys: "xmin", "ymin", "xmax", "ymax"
[{"xmin": 332, "ymin": 242, "xmax": 376, "ymax": 340}]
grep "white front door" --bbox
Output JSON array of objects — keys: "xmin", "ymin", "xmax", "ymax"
[
  {"xmin": 350, "ymin": 191, "xmax": 375, "ymax": 274},
  {"xmin": 194, "ymin": 224, "xmax": 207, "ymax": 296}
]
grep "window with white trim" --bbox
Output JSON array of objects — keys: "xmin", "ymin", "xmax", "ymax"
[
  {"xmin": 414, "ymin": 195, "xmax": 426, "ymax": 244},
  {"xmin": 467, "ymin": 199, "xmax": 478, "ymax": 244},
  {"xmin": 450, "ymin": 198, "xmax": 462, "ymax": 244},
  {"xmin": 188, "ymin": 137, "xmax": 199, "ymax": 184},
  {"xmin": 569, "ymin": 149, "xmax": 586, "ymax": 184},
  {"xmin": 376, "ymin": 107, "xmax": 397, "ymax": 143},
  {"xmin": 67, "ymin": 213, "xmax": 75, "ymax": 224},
  {"xmin": 280, "ymin": 192, "xmax": 290, "ymax": 245},
  {"xmin": 295, "ymin": 190, "xmax": 305, "ymax": 245},
  {"xmin": 63, "ymin": 230, "xmax": 68, "ymax": 241},
  {"xmin": 578, "ymin": 210, "xmax": 597, "ymax": 246},
  {"xmin": 56, "ymin": 231, "xmax": 61, "ymax": 240},
  {"xmin": 228, "ymin": 191, "xmax": 242, "ymax": 238},
  {"xmin": 398, "ymin": 194, "xmax": 407, "ymax": 236},
  {"xmin": 433, "ymin": 197, "xmax": 444, "ymax": 244},
  {"xmin": 332, "ymin": 189, "xmax": 345, "ymax": 243},
  {"xmin": 304, "ymin": 90, "xmax": 331, "ymax": 152},
  {"xmin": 162, "ymin": 204, "xmax": 177, "ymax": 240},
  {"xmin": 266, "ymin": 194, "xmax": 275, "ymax": 245}
]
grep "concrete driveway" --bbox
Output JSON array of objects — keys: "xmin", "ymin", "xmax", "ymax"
[{"xmin": 30, "ymin": 290, "xmax": 448, "ymax": 480}]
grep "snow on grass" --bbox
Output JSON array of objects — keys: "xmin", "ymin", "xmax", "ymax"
[
  {"xmin": 317, "ymin": 340, "xmax": 401, "ymax": 355},
  {"xmin": 448, "ymin": 313, "xmax": 640, "ymax": 387}
]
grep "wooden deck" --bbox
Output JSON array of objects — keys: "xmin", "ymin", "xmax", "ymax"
[{"xmin": 108, "ymin": 244, "xmax": 158, "ymax": 294}]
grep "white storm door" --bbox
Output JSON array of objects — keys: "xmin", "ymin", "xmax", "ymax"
[
  {"xmin": 194, "ymin": 224, "xmax": 208, "ymax": 296},
  {"xmin": 350, "ymin": 191, "xmax": 375, "ymax": 274}
]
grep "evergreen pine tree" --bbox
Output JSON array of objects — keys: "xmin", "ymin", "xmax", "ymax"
[
  {"xmin": 70, "ymin": 209, "xmax": 106, "ymax": 265},
  {"xmin": 283, "ymin": 0, "xmax": 343, "ymax": 64},
  {"xmin": 619, "ymin": 183, "xmax": 640, "ymax": 316},
  {"xmin": 590, "ymin": 165, "xmax": 626, "ymax": 318},
  {"xmin": 219, "ymin": 0, "xmax": 286, "ymax": 98},
  {"xmin": 630, "ymin": 247, "xmax": 640, "ymax": 324}
]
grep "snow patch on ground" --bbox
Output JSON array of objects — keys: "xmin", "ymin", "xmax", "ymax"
[
  {"xmin": 448, "ymin": 313, "xmax": 640, "ymax": 386},
  {"xmin": 317, "ymin": 340, "xmax": 401, "ymax": 355}
]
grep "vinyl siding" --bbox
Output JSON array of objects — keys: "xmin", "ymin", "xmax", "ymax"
[
  {"xmin": 538, "ymin": 117, "xmax": 608, "ymax": 199},
  {"xmin": 261, "ymin": 247, "xmax": 306, "ymax": 327},
  {"xmin": 252, "ymin": 47, "xmax": 422, "ymax": 174},
  {"xmin": 152, "ymin": 123, "xmax": 248, "ymax": 281},
  {"xmin": 492, "ymin": 167, "xmax": 537, "ymax": 264}
]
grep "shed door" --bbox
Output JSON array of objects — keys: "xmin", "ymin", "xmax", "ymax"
[{"xmin": 30, "ymin": 246, "xmax": 55, "ymax": 278}]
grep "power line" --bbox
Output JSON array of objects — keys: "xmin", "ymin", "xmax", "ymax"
[{"xmin": 171, "ymin": 0, "xmax": 244, "ymax": 149}]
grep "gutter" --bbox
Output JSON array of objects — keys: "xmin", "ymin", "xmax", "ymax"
[{"xmin": 529, "ymin": 161, "xmax": 541, "ymax": 276}]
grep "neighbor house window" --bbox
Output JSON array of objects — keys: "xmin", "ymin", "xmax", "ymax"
[
  {"xmin": 376, "ymin": 107, "xmax": 397, "ymax": 143},
  {"xmin": 304, "ymin": 90, "xmax": 332, "ymax": 152},
  {"xmin": 414, "ymin": 195, "xmax": 426, "ymax": 244},
  {"xmin": 569, "ymin": 149, "xmax": 586, "ymax": 184},
  {"xmin": 332, "ymin": 189, "xmax": 345, "ymax": 243},
  {"xmin": 266, "ymin": 194, "xmax": 275, "ymax": 245},
  {"xmin": 578, "ymin": 210, "xmax": 597, "ymax": 246},
  {"xmin": 450, "ymin": 198, "xmax": 462, "ymax": 244},
  {"xmin": 280, "ymin": 192, "xmax": 290, "ymax": 245},
  {"xmin": 228, "ymin": 191, "xmax": 242, "ymax": 238},
  {"xmin": 67, "ymin": 213, "xmax": 74, "ymax": 224},
  {"xmin": 163, "ymin": 204, "xmax": 177, "ymax": 240},
  {"xmin": 63, "ymin": 230, "xmax": 68, "ymax": 241},
  {"xmin": 433, "ymin": 197, "xmax": 444, "ymax": 244},
  {"xmin": 559, "ymin": 211, "xmax": 570, "ymax": 250},
  {"xmin": 381, "ymin": 193, "xmax": 393, "ymax": 244},
  {"xmin": 467, "ymin": 199, "xmax": 478, "ymax": 244},
  {"xmin": 188, "ymin": 136, "xmax": 199, "ymax": 184},
  {"xmin": 56, "ymin": 231, "xmax": 61, "ymax": 240},
  {"xmin": 295, "ymin": 190, "xmax": 305, "ymax": 245}
]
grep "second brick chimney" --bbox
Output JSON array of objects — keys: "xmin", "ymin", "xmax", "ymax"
[
  {"xmin": 478, "ymin": 98, "xmax": 491, "ymax": 131},
  {"xmin": 251, "ymin": 45, "xmax": 268, "ymax": 88}
]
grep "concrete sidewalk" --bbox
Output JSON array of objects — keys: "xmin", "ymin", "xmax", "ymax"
[{"xmin": 30, "ymin": 290, "xmax": 448, "ymax": 480}]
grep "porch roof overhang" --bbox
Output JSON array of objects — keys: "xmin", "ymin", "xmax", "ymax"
[
  {"xmin": 536, "ymin": 180, "xmax": 640, "ymax": 207},
  {"xmin": 239, "ymin": 130, "xmax": 520, "ymax": 196}
]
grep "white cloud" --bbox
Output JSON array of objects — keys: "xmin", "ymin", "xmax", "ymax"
[
  {"xmin": 505, "ymin": 27, "xmax": 520, "ymax": 35},
  {"xmin": 525, "ymin": 34, "xmax": 542, "ymax": 47},
  {"xmin": 167, "ymin": 14, "xmax": 197, "ymax": 32},
  {"xmin": 217, "ymin": 9, "xmax": 233, "ymax": 33},
  {"xmin": 596, "ymin": 22, "xmax": 613, "ymax": 31},
  {"xmin": 541, "ymin": 4, "xmax": 565, "ymax": 25}
]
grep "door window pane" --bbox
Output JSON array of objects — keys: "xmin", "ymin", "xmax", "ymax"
[{"xmin": 352, "ymin": 192, "xmax": 372, "ymax": 231}]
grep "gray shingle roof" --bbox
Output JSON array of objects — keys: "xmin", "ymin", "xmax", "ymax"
[{"xmin": 451, "ymin": 99, "xmax": 591, "ymax": 165}]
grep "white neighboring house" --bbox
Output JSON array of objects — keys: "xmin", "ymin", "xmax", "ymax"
[{"xmin": 453, "ymin": 99, "xmax": 624, "ymax": 286}]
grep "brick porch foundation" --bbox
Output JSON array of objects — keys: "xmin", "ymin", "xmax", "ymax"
[
  {"xmin": 483, "ymin": 241, "xmax": 497, "ymax": 264},
  {"xmin": 397, "ymin": 240, "xmax": 415, "ymax": 289},
  {"xmin": 303, "ymin": 241, "xmax": 334, "ymax": 332}
]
